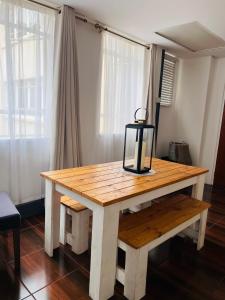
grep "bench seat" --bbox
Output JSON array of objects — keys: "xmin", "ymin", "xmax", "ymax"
[
  {"xmin": 119, "ymin": 194, "xmax": 210, "ymax": 249},
  {"xmin": 117, "ymin": 194, "xmax": 210, "ymax": 300},
  {"xmin": 60, "ymin": 196, "xmax": 87, "ymax": 212}
]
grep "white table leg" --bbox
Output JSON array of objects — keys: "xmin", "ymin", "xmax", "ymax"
[
  {"xmin": 44, "ymin": 179, "xmax": 60, "ymax": 257},
  {"xmin": 191, "ymin": 174, "xmax": 206, "ymax": 240},
  {"xmin": 192, "ymin": 174, "xmax": 205, "ymax": 200},
  {"xmin": 89, "ymin": 205, "xmax": 120, "ymax": 300}
]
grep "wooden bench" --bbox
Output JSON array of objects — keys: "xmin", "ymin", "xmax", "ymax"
[
  {"xmin": 59, "ymin": 196, "xmax": 90, "ymax": 254},
  {"xmin": 116, "ymin": 194, "xmax": 211, "ymax": 300}
]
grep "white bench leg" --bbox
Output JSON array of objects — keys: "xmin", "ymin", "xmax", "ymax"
[
  {"xmin": 191, "ymin": 175, "xmax": 205, "ymax": 238},
  {"xmin": 71, "ymin": 209, "xmax": 90, "ymax": 254},
  {"xmin": 197, "ymin": 209, "xmax": 208, "ymax": 250},
  {"xmin": 59, "ymin": 204, "xmax": 67, "ymax": 245},
  {"xmin": 124, "ymin": 245, "xmax": 148, "ymax": 300}
]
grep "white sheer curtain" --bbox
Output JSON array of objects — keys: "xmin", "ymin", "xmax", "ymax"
[
  {"xmin": 94, "ymin": 31, "xmax": 146, "ymax": 163},
  {"xmin": 0, "ymin": 0, "xmax": 55, "ymax": 204}
]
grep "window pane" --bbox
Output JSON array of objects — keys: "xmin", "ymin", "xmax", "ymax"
[
  {"xmin": 99, "ymin": 32, "xmax": 146, "ymax": 135},
  {"xmin": 0, "ymin": 2, "xmax": 55, "ymax": 138}
]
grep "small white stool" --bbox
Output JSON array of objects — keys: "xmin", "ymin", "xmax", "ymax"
[{"xmin": 59, "ymin": 196, "xmax": 90, "ymax": 254}]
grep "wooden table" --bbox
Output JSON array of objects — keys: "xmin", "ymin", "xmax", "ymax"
[{"xmin": 41, "ymin": 158, "xmax": 208, "ymax": 300}]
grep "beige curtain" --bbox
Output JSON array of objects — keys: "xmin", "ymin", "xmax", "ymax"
[
  {"xmin": 52, "ymin": 5, "xmax": 80, "ymax": 169},
  {"xmin": 145, "ymin": 44, "xmax": 163, "ymax": 156},
  {"xmin": 146, "ymin": 44, "xmax": 163, "ymax": 124}
]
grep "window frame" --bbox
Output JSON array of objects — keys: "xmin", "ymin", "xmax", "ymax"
[{"xmin": 160, "ymin": 52, "xmax": 178, "ymax": 107}]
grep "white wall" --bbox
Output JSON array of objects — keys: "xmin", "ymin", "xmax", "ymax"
[
  {"xmin": 158, "ymin": 56, "xmax": 212, "ymax": 163},
  {"xmin": 157, "ymin": 104, "xmax": 176, "ymax": 157},
  {"xmin": 157, "ymin": 55, "xmax": 225, "ymax": 184},
  {"xmin": 175, "ymin": 56, "xmax": 213, "ymax": 165}
]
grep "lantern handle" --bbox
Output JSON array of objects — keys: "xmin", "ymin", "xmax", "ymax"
[{"xmin": 134, "ymin": 107, "xmax": 149, "ymax": 123}]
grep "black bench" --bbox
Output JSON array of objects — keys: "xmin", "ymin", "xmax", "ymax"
[{"xmin": 0, "ymin": 192, "xmax": 21, "ymax": 272}]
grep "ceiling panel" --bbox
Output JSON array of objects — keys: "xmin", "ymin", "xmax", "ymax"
[{"xmin": 155, "ymin": 22, "xmax": 225, "ymax": 52}]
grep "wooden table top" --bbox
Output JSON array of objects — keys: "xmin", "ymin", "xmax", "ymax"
[{"xmin": 41, "ymin": 158, "xmax": 208, "ymax": 207}]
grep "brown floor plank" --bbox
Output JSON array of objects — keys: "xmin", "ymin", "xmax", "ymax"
[
  {"xmin": 206, "ymin": 223, "xmax": 225, "ymax": 248},
  {"xmin": 17, "ymin": 248, "xmax": 79, "ymax": 294},
  {"xmin": 33, "ymin": 269, "xmax": 90, "ymax": 300},
  {"xmin": 0, "ymin": 227, "xmax": 43, "ymax": 263},
  {"xmin": 0, "ymin": 259, "xmax": 30, "ymax": 300}
]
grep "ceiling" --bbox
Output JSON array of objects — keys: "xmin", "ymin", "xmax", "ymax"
[{"xmin": 46, "ymin": 0, "xmax": 225, "ymax": 58}]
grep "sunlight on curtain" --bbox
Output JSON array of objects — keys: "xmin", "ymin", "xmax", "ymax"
[
  {"xmin": 95, "ymin": 31, "xmax": 146, "ymax": 162},
  {"xmin": 0, "ymin": 0, "xmax": 55, "ymax": 204}
]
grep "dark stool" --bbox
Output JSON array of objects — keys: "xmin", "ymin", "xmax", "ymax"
[{"xmin": 0, "ymin": 192, "xmax": 21, "ymax": 272}]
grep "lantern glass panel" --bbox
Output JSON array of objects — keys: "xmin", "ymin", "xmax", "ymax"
[
  {"xmin": 124, "ymin": 127, "xmax": 137, "ymax": 170},
  {"xmin": 123, "ymin": 125, "xmax": 154, "ymax": 174},
  {"xmin": 143, "ymin": 127, "xmax": 154, "ymax": 170}
]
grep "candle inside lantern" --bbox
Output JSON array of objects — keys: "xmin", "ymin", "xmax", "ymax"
[{"xmin": 134, "ymin": 141, "xmax": 146, "ymax": 170}]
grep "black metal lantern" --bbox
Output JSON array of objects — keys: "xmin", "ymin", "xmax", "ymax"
[{"xmin": 123, "ymin": 108, "xmax": 155, "ymax": 174}]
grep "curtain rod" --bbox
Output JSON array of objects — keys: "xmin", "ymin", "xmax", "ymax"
[
  {"xmin": 74, "ymin": 16, "xmax": 150, "ymax": 49},
  {"xmin": 26, "ymin": 0, "xmax": 150, "ymax": 50},
  {"xmin": 26, "ymin": 0, "xmax": 61, "ymax": 12}
]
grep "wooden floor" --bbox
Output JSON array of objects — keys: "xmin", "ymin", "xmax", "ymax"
[{"xmin": 1, "ymin": 187, "xmax": 225, "ymax": 300}]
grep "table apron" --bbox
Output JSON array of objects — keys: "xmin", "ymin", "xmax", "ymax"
[
  {"xmin": 55, "ymin": 184, "xmax": 100, "ymax": 211},
  {"xmin": 55, "ymin": 175, "xmax": 199, "ymax": 212},
  {"xmin": 118, "ymin": 176, "xmax": 199, "ymax": 210}
]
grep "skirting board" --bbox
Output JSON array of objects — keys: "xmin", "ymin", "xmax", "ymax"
[{"xmin": 16, "ymin": 198, "xmax": 44, "ymax": 219}]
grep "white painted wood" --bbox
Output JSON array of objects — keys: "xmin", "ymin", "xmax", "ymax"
[
  {"xmin": 118, "ymin": 177, "xmax": 197, "ymax": 210},
  {"xmin": 55, "ymin": 184, "xmax": 98, "ymax": 211},
  {"xmin": 147, "ymin": 214, "xmax": 201, "ymax": 252},
  {"xmin": 44, "ymin": 180, "xmax": 61, "ymax": 257},
  {"xmin": 45, "ymin": 173, "xmax": 204, "ymax": 299},
  {"xmin": 118, "ymin": 214, "xmax": 201, "ymax": 253},
  {"xmin": 192, "ymin": 174, "xmax": 205, "ymax": 200},
  {"xmin": 116, "ymin": 266, "xmax": 125, "ymax": 285},
  {"xmin": 71, "ymin": 209, "xmax": 90, "ymax": 254},
  {"xmin": 67, "ymin": 207, "xmax": 72, "ymax": 216},
  {"xmin": 179, "ymin": 226, "xmax": 199, "ymax": 241},
  {"xmin": 60, "ymin": 205, "xmax": 90, "ymax": 254},
  {"xmin": 191, "ymin": 174, "xmax": 205, "ymax": 233},
  {"xmin": 55, "ymin": 177, "xmax": 197, "ymax": 212},
  {"xmin": 66, "ymin": 232, "xmax": 72, "ymax": 245},
  {"xmin": 59, "ymin": 204, "xmax": 67, "ymax": 245},
  {"xmin": 197, "ymin": 209, "xmax": 208, "ymax": 250},
  {"xmin": 89, "ymin": 205, "xmax": 120, "ymax": 300},
  {"xmin": 124, "ymin": 246, "xmax": 148, "ymax": 300},
  {"xmin": 117, "ymin": 208, "xmax": 209, "ymax": 299}
]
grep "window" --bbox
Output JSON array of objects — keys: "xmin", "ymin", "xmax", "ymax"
[
  {"xmin": 0, "ymin": 0, "xmax": 55, "ymax": 204},
  {"xmin": 99, "ymin": 32, "xmax": 146, "ymax": 135},
  {"xmin": 0, "ymin": 0, "xmax": 55, "ymax": 138},
  {"xmin": 160, "ymin": 53, "xmax": 177, "ymax": 106}
]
